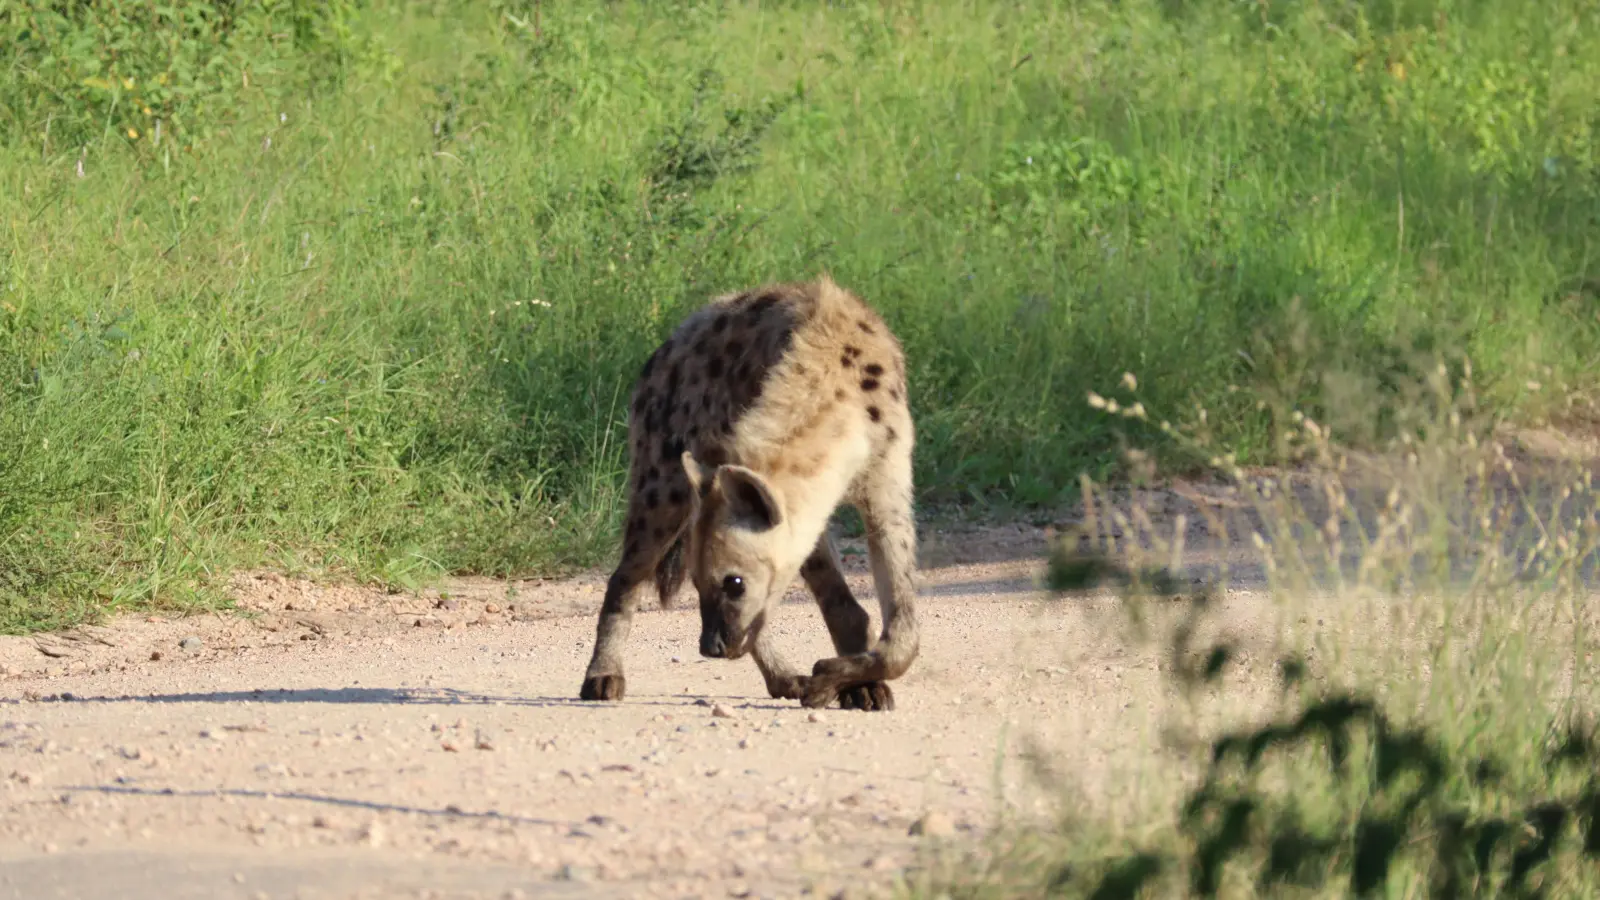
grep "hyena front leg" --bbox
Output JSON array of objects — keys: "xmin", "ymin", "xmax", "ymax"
[
  {"xmin": 750, "ymin": 629, "xmax": 808, "ymax": 701},
  {"xmin": 803, "ymin": 449, "xmax": 920, "ymax": 711},
  {"xmin": 579, "ymin": 505, "xmax": 681, "ymax": 702},
  {"xmin": 749, "ymin": 534, "xmax": 884, "ymax": 704}
]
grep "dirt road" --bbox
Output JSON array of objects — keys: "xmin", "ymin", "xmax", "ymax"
[{"xmin": 0, "ymin": 516, "xmax": 1285, "ymax": 900}]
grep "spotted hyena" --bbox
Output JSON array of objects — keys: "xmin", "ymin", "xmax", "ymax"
[{"xmin": 578, "ymin": 276, "xmax": 919, "ymax": 711}]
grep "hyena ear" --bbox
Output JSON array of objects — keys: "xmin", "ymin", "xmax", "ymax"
[
  {"xmin": 714, "ymin": 465, "xmax": 784, "ymax": 532},
  {"xmin": 681, "ymin": 450, "xmax": 716, "ymax": 499}
]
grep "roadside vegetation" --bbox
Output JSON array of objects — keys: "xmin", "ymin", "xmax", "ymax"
[
  {"xmin": 908, "ymin": 353, "xmax": 1600, "ymax": 897},
  {"xmin": 2, "ymin": 0, "xmax": 1596, "ymax": 638}
]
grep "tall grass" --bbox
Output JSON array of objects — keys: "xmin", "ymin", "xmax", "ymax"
[
  {"xmin": 907, "ymin": 345, "xmax": 1600, "ymax": 897},
  {"xmin": 2, "ymin": 0, "xmax": 1598, "ymax": 631}
]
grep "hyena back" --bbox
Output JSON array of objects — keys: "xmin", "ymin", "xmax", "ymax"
[{"xmin": 578, "ymin": 276, "xmax": 920, "ymax": 711}]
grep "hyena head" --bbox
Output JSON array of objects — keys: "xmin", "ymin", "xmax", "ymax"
[{"xmin": 681, "ymin": 451, "xmax": 800, "ymax": 661}]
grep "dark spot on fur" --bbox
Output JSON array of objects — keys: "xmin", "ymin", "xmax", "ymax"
[
  {"xmin": 644, "ymin": 466, "xmax": 660, "ymax": 484},
  {"xmin": 664, "ymin": 436, "xmax": 685, "ymax": 460},
  {"xmin": 726, "ymin": 339, "xmax": 744, "ymax": 359},
  {"xmin": 889, "ymin": 388, "xmax": 901, "ymax": 401},
  {"xmin": 630, "ymin": 516, "xmax": 647, "ymax": 535},
  {"xmin": 844, "ymin": 345, "xmax": 861, "ymax": 358},
  {"xmin": 864, "ymin": 363, "xmax": 884, "ymax": 377},
  {"xmin": 712, "ymin": 314, "xmax": 730, "ymax": 334},
  {"xmin": 886, "ymin": 427, "xmax": 898, "ymax": 442},
  {"xmin": 668, "ymin": 487, "xmax": 686, "ymax": 505},
  {"xmin": 707, "ymin": 356, "xmax": 725, "ymax": 379},
  {"xmin": 840, "ymin": 355, "xmax": 853, "ymax": 368},
  {"xmin": 835, "ymin": 389, "xmax": 846, "ymax": 401},
  {"xmin": 868, "ymin": 406, "xmax": 882, "ymax": 422},
  {"xmin": 746, "ymin": 294, "xmax": 779, "ymax": 320},
  {"xmin": 858, "ymin": 321, "xmax": 874, "ymax": 334},
  {"xmin": 653, "ymin": 527, "xmax": 665, "ymax": 540},
  {"xmin": 665, "ymin": 363, "xmax": 681, "ymax": 395},
  {"xmin": 861, "ymin": 378, "xmax": 880, "ymax": 392},
  {"xmin": 736, "ymin": 362, "xmax": 753, "ymax": 382},
  {"xmin": 701, "ymin": 394, "xmax": 713, "ymax": 410}
]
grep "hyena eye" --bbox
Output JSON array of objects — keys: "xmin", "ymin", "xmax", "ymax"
[{"xmin": 722, "ymin": 575, "xmax": 745, "ymax": 599}]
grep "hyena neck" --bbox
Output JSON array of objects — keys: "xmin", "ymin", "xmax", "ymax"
[{"xmin": 767, "ymin": 455, "xmax": 859, "ymax": 573}]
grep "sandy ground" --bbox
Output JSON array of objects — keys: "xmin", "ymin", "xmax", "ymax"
[
  {"xmin": 0, "ymin": 510, "xmax": 1294, "ymax": 900},
  {"xmin": 3, "ymin": 422, "xmax": 1596, "ymax": 899}
]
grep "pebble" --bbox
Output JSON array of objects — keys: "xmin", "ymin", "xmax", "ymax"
[
  {"xmin": 908, "ymin": 812, "xmax": 955, "ymax": 838},
  {"xmin": 556, "ymin": 864, "xmax": 593, "ymax": 882},
  {"xmin": 806, "ymin": 712, "xmax": 822, "ymax": 723},
  {"xmin": 179, "ymin": 636, "xmax": 203, "ymax": 652},
  {"xmin": 358, "ymin": 822, "xmax": 384, "ymax": 847},
  {"xmin": 711, "ymin": 704, "xmax": 734, "ymax": 719},
  {"xmin": 485, "ymin": 603, "xmax": 501, "ymax": 614}
]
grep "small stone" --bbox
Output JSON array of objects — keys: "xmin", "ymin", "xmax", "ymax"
[
  {"xmin": 475, "ymin": 730, "xmax": 494, "ymax": 751},
  {"xmin": 232, "ymin": 873, "xmax": 246, "ymax": 884},
  {"xmin": 671, "ymin": 656, "xmax": 681, "ymax": 663},
  {"xmin": 179, "ymin": 636, "xmax": 203, "ymax": 652},
  {"xmin": 909, "ymin": 812, "xmax": 955, "ymax": 838},
  {"xmin": 739, "ymin": 738, "xmax": 753, "ymax": 750},
  {"xmin": 435, "ymin": 598, "xmax": 459, "ymax": 611},
  {"xmin": 441, "ymin": 740, "xmax": 460, "ymax": 752},
  {"xmin": 358, "ymin": 822, "xmax": 384, "ymax": 847},
  {"xmin": 149, "ymin": 651, "xmax": 162, "ymax": 661},
  {"xmin": 806, "ymin": 712, "xmax": 822, "ymax": 723},
  {"xmin": 199, "ymin": 728, "xmax": 226, "ymax": 741},
  {"xmin": 312, "ymin": 815, "xmax": 330, "ymax": 829},
  {"xmin": 694, "ymin": 698, "xmax": 712, "ymax": 707},
  {"xmin": 711, "ymin": 704, "xmax": 734, "ymax": 719},
  {"xmin": 556, "ymin": 864, "xmax": 592, "ymax": 882},
  {"xmin": 485, "ymin": 603, "xmax": 501, "ymax": 614},
  {"xmin": 59, "ymin": 692, "xmax": 76, "ymax": 702}
]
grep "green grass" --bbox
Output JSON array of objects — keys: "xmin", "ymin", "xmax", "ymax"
[
  {"xmin": 2, "ymin": 0, "xmax": 1599, "ymax": 632},
  {"xmin": 907, "ymin": 364, "xmax": 1600, "ymax": 898}
]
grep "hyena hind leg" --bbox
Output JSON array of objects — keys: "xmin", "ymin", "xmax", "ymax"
[{"xmin": 799, "ymin": 534, "xmax": 893, "ymax": 711}]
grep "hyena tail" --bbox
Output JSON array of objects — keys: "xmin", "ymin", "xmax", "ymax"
[{"xmin": 654, "ymin": 535, "xmax": 687, "ymax": 608}]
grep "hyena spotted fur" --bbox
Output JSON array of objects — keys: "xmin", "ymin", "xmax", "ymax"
[{"xmin": 578, "ymin": 276, "xmax": 920, "ymax": 711}]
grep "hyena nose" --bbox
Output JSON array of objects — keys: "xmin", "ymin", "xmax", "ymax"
[{"xmin": 700, "ymin": 630, "xmax": 727, "ymax": 659}]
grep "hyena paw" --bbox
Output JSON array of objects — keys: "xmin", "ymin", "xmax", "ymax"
[
  {"xmin": 765, "ymin": 674, "xmax": 810, "ymax": 701},
  {"xmin": 838, "ymin": 682, "xmax": 895, "ymax": 711},
  {"xmin": 579, "ymin": 673, "xmax": 626, "ymax": 701}
]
